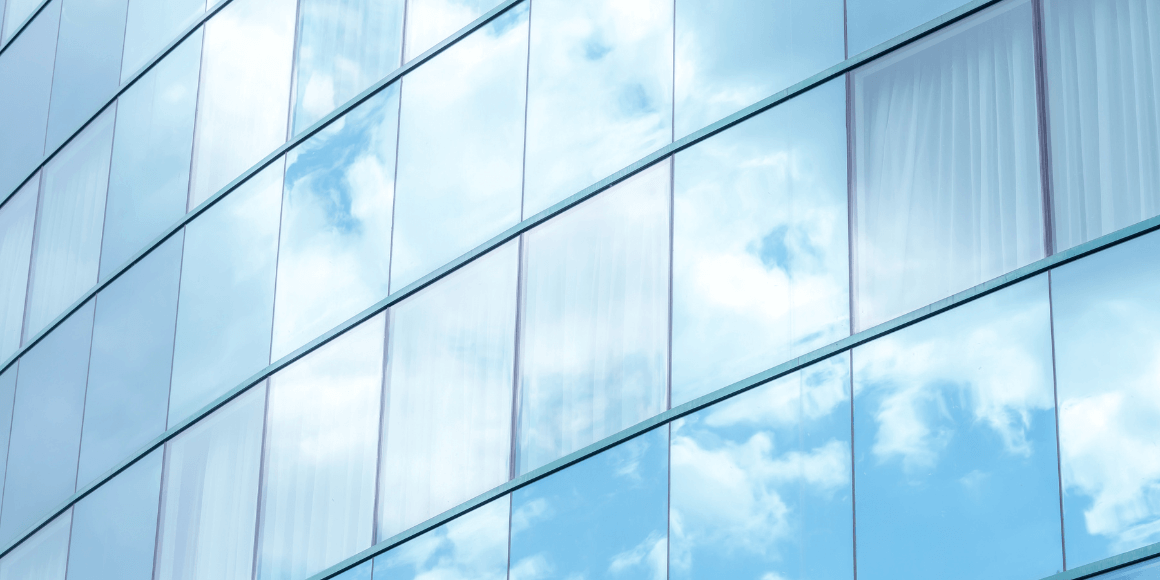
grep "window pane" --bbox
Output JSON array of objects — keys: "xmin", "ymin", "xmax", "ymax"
[
  {"xmin": 852, "ymin": 0, "xmax": 1044, "ymax": 331},
  {"xmin": 378, "ymin": 241, "xmax": 517, "ymax": 540},
  {"xmin": 516, "ymin": 161, "xmax": 670, "ymax": 475},
  {"xmin": 101, "ymin": 30, "xmax": 201, "ymax": 280},
  {"xmin": 155, "ymin": 384, "xmax": 266, "ymax": 580},
  {"xmin": 389, "ymin": 4, "xmax": 527, "ymax": 291},
  {"xmin": 24, "ymin": 107, "xmax": 115, "ymax": 341},
  {"xmin": 0, "ymin": 301, "xmax": 93, "ymax": 545},
  {"xmin": 402, "ymin": 0, "xmax": 505, "ymax": 61},
  {"xmin": 674, "ymin": 0, "xmax": 843, "ymax": 139},
  {"xmin": 272, "ymin": 86, "xmax": 399, "ymax": 359},
  {"xmin": 853, "ymin": 275, "xmax": 1062, "ymax": 580},
  {"xmin": 509, "ymin": 427, "xmax": 668, "ymax": 580},
  {"xmin": 44, "ymin": 0, "xmax": 128, "ymax": 153},
  {"xmin": 291, "ymin": 0, "xmax": 404, "ymax": 133},
  {"xmin": 372, "ymin": 496, "xmax": 509, "ymax": 580},
  {"xmin": 0, "ymin": 366, "xmax": 16, "ymax": 506},
  {"xmin": 1045, "ymin": 0, "xmax": 1160, "ymax": 251},
  {"xmin": 257, "ymin": 315, "xmax": 384, "ymax": 580},
  {"xmin": 1051, "ymin": 231, "xmax": 1160, "ymax": 567},
  {"xmin": 1086, "ymin": 557, "xmax": 1160, "ymax": 580},
  {"xmin": 170, "ymin": 159, "xmax": 282, "ymax": 426},
  {"xmin": 2, "ymin": 0, "xmax": 51, "ymax": 42},
  {"xmin": 0, "ymin": 511, "xmax": 71, "ymax": 580},
  {"xmin": 847, "ymin": 0, "xmax": 972, "ymax": 56},
  {"xmin": 522, "ymin": 0, "xmax": 673, "ymax": 217},
  {"xmin": 0, "ymin": 0, "xmax": 59, "ymax": 202},
  {"xmin": 79, "ymin": 233, "xmax": 182, "ymax": 485},
  {"xmin": 671, "ymin": 355, "xmax": 852, "ymax": 580},
  {"xmin": 120, "ymin": 0, "xmax": 204, "ymax": 82},
  {"xmin": 672, "ymin": 80, "xmax": 849, "ymax": 406},
  {"xmin": 66, "ymin": 450, "xmax": 163, "ymax": 580},
  {"xmin": 0, "ymin": 178, "xmax": 37, "ymax": 361},
  {"xmin": 188, "ymin": 0, "xmax": 296, "ymax": 209}
]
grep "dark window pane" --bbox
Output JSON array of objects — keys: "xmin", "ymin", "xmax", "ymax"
[
  {"xmin": 0, "ymin": 0, "xmax": 60, "ymax": 201},
  {"xmin": 120, "ymin": 0, "xmax": 204, "ymax": 81},
  {"xmin": 0, "ymin": 178, "xmax": 37, "ymax": 360},
  {"xmin": 372, "ymin": 496, "xmax": 509, "ymax": 580}
]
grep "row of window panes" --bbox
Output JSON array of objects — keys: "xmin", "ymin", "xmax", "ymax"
[
  {"xmin": 0, "ymin": 0, "xmax": 1158, "ymax": 549},
  {"xmin": 4, "ymin": 221, "xmax": 1160, "ymax": 580}
]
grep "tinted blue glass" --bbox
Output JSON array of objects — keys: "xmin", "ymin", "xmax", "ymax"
[
  {"xmin": 3, "ymin": 0, "xmax": 46, "ymax": 42},
  {"xmin": 120, "ymin": 0, "xmax": 204, "ymax": 82},
  {"xmin": 510, "ymin": 427, "xmax": 669, "ymax": 580},
  {"xmin": 79, "ymin": 233, "xmax": 182, "ymax": 485},
  {"xmin": 0, "ymin": 178, "xmax": 37, "ymax": 361},
  {"xmin": 0, "ymin": 366, "xmax": 16, "ymax": 506},
  {"xmin": 389, "ymin": 4, "xmax": 527, "ymax": 291},
  {"xmin": 45, "ymin": 0, "xmax": 129, "ymax": 153},
  {"xmin": 0, "ymin": 300, "xmax": 94, "ymax": 545},
  {"xmin": 1051, "ymin": 231, "xmax": 1160, "ymax": 567},
  {"xmin": 853, "ymin": 275, "xmax": 1063, "ymax": 580},
  {"xmin": 0, "ymin": 510, "xmax": 70, "ymax": 580},
  {"xmin": 847, "ymin": 0, "xmax": 971, "ymax": 56},
  {"xmin": 0, "ymin": 0, "xmax": 59, "ymax": 201},
  {"xmin": 334, "ymin": 562, "xmax": 372, "ymax": 580},
  {"xmin": 169, "ymin": 159, "xmax": 282, "ymax": 426},
  {"xmin": 272, "ymin": 86, "xmax": 399, "ymax": 359},
  {"xmin": 66, "ymin": 450, "xmax": 163, "ymax": 580},
  {"xmin": 373, "ymin": 496, "xmax": 510, "ymax": 580},
  {"xmin": 671, "ymin": 355, "xmax": 852, "ymax": 580},
  {"xmin": 101, "ymin": 30, "xmax": 201, "ymax": 280},
  {"xmin": 1090, "ymin": 557, "xmax": 1160, "ymax": 580}
]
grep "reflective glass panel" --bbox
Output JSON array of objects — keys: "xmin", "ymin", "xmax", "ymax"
[
  {"xmin": 120, "ymin": 0, "xmax": 204, "ymax": 82},
  {"xmin": 188, "ymin": 0, "xmax": 296, "ymax": 208},
  {"xmin": 516, "ymin": 161, "xmax": 670, "ymax": 475},
  {"xmin": 334, "ymin": 562, "xmax": 372, "ymax": 580},
  {"xmin": 671, "ymin": 355, "xmax": 852, "ymax": 580},
  {"xmin": 0, "ymin": 0, "xmax": 59, "ymax": 201},
  {"xmin": 672, "ymin": 79, "xmax": 849, "ymax": 406},
  {"xmin": 1045, "ymin": 0, "xmax": 1160, "ymax": 251},
  {"xmin": 155, "ymin": 384, "xmax": 266, "ymax": 580},
  {"xmin": 853, "ymin": 275, "xmax": 1063, "ymax": 580},
  {"xmin": 0, "ymin": 511, "xmax": 70, "ymax": 580},
  {"xmin": 373, "ymin": 496, "xmax": 510, "ymax": 580},
  {"xmin": 402, "ymin": 0, "xmax": 505, "ymax": 61},
  {"xmin": 674, "ymin": 0, "xmax": 843, "ymax": 139},
  {"xmin": 0, "ymin": 366, "xmax": 16, "ymax": 504},
  {"xmin": 101, "ymin": 30, "xmax": 201, "ymax": 280},
  {"xmin": 378, "ymin": 241, "xmax": 517, "ymax": 540},
  {"xmin": 79, "ymin": 233, "xmax": 182, "ymax": 485},
  {"xmin": 2, "ymin": 0, "xmax": 47, "ymax": 42},
  {"xmin": 257, "ymin": 315, "xmax": 385, "ymax": 580},
  {"xmin": 1088, "ymin": 557, "xmax": 1160, "ymax": 580},
  {"xmin": 169, "ymin": 159, "xmax": 282, "ymax": 426},
  {"xmin": 0, "ymin": 179, "xmax": 37, "ymax": 361},
  {"xmin": 509, "ymin": 427, "xmax": 669, "ymax": 580},
  {"xmin": 1052, "ymin": 231, "xmax": 1160, "ymax": 567},
  {"xmin": 272, "ymin": 86, "xmax": 399, "ymax": 359},
  {"xmin": 66, "ymin": 450, "xmax": 163, "ymax": 580},
  {"xmin": 0, "ymin": 301, "xmax": 93, "ymax": 545},
  {"xmin": 291, "ymin": 0, "xmax": 404, "ymax": 133},
  {"xmin": 44, "ymin": 0, "xmax": 128, "ymax": 153},
  {"xmin": 522, "ymin": 0, "xmax": 673, "ymax": 217},
  {"xmin": 24, "ymin": 107, "xmax": 115, "ymax": 341},
  {"xmin": 852, "ymin": 0, "xmax": 1044, "ymax": 331},
  {"xmin": 389, "ymin": 5, "xmax": 527, "ymax": 291},
  {"xmin": 847, "ymin": 0, "xmax": 972, "ymax": 56}
]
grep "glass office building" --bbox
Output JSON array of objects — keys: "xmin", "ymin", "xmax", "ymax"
[{"xmin": 0, "ymin": 0, "xmax": 1159, "ymax": 578}]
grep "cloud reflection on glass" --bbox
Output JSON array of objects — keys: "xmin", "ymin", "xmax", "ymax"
[
  {"xmin": 522, "ymin": 0, "xmax": 673, "ymax": 217},
  {"xmin": 853, "ymin": 275, "xmax": 1063, "ymax": 580},
  {"xmin": 510, "ymin": 427, "xmax": 669, "ymax": 580},
  {"xmin": 1052, "ymin": 231, "xmax": 1160, "ymax": 568},
  {"xmin": 671, "ymin": 355, "xmax": 852, "ymax": 580},
  {"xmin": 402, "ymin": 0, "xmax": 506, "ymax": 62},
  {"xmin": 272, "ymin": 86, "xmax": 399, "ymax": 360},
  {"xmin": 672, "ymin": 79, "xmax": 849, "ymax": 407},
  {"xmin": 373, "ymin": 496, "xmax": 510, "ymax": 580}
]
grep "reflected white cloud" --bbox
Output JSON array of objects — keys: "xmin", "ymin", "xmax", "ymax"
[
  {"xmin": 373, "ymin": 496, "xmax": 510, "ymax": 580},
  {"xmin": 403, "ymin": 0, "xmax": 505, "ymax": 61}
]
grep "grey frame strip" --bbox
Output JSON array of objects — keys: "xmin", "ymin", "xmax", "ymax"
[{"xmin": 0, "ymin": 0, "xmax": 1150, "ymax": 572}]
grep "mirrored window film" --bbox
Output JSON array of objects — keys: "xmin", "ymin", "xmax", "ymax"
[{"xmin": 0, "ymin": 0, "xmax": 59, "ymax": 201}]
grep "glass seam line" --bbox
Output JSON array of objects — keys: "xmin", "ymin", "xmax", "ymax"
[
  {"xmin": 0, "ymin": 0, "xmax": 1066, "ymax": 557},
  {"xmin": 0, "ymin": 0, "xmax": 49, "ymax": 56}
]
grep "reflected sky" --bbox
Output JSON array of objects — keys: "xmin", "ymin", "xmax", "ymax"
[
  {"xmin": 0, "ymin": 367, "xmax": 14, "ymax": 506},
  {"xmin": 403, "ymin": 0, "xmax": 505, "ymax": 61},
  {"xmin": 3, "ymin": 0, "xmax": 49, "ymax": 42},
  {"xmin": 0, "ymin": 178, "xmax": 37, "ymax": 361},
  {"xmin": 389, "ymin": 4, "xmax": 526, "ymax": 292},
  {"xmin": 853, "ymin": 275, "xmax": 1062, "ymax": 580},
  {"xmin": 522, "ymin": 0, "xmax": 673, "ymax": 217},
  {"xmin": 1052, "ymin": 231, "xmax": 1160, "ymax": 567},
  {"xmin": 0, "ymin": 0, "xmax": 57, "ymax": 201},
  {"xmin": 672, "ymin": 355, "xmax": 852, "ymax": 580},
  {"xmin": 674, "ymin": 0, "xmax": 843, "ymax": 139},
  {"xmin": 672, "ymin": 79, "xmax": 849, "ymax": 406},
  {"xmin": 373, "ymin": 496, "xmax": 510, "ymax": 580},
  {"xmin": 510, "ymin": 427, "xmax": 669, "ymax": 580},
  {"xmin": 120, "ymin": 0, "xmax": 204, "ymax": 82},
  {"xmin": 847, "ymin": 0, "xmax": 971, "ymax": 56},
  {"xmin": 273, "ymin": 86, "xmax": 399, "ymax": 360},
  {"xmin": 0, "ymin": 510, "xmax": 70, "ymax": 580}
]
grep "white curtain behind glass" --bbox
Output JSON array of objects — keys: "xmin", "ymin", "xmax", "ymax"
[
  {"xmin": 1046, "ymin": 0, "xmax": 1160, "ymax": 251},
  {"xmin": 853, "ymin": 0, "xmax": 1044, "ymax": 331}
]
